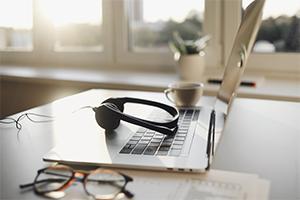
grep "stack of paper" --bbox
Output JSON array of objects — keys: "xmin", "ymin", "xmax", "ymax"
[{"xmin": 119, "ymin": 169, "xmax": 269, "ymax": 200}]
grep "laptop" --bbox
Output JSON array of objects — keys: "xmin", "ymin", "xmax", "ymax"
[{"xmin": 43, "ymin": 0, "xmax": 265, "ymax": 172}]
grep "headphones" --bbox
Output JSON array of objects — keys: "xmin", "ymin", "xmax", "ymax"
[{"xmin": 93, "ymin": 97, "xmax": 179, "ymax": 136}]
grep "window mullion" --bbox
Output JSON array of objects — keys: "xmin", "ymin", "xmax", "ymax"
[
  {"xmin": 32, "ymin": 0, "xmax": 54, "ymax": 54},
  {"xmin": 223, "ymin": 0, "xmax": 241, "ymax": 66},
  {"xmin": 204, "ymin": 0, "xmax": 222, "ymax": 69}
]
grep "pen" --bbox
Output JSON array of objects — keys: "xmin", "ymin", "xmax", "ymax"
[
  {"xmin": 207, "ymin": 79, "xmax": 256, "ymax": 87},
  {"xmin": 206, "ymin": 110, "xmax": 215, "ymax": 169}
]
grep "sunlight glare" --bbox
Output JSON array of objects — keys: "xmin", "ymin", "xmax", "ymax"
[
  {"xmin": 39, "ymin": 0, "xmax": 102, "ymax": 27},
  {"xmin": 0, "ymin": 0, "xmax": 32, "ymax": 29}
]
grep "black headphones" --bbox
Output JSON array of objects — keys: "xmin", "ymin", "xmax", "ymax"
[{"xmin": 93, "ymin": 97, "xmax": 179, "ymax": 136}]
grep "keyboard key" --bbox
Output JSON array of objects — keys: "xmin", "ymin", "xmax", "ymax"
[
  {"xmin": 186, "ymin": 110, "xmax": 193, "ymax": 115},
  {"xmin": 142, "ymin": 136, "xmax": 152, "ymax": 140},
  {"xmin": 152, "ymin": 138, "xmax": 162, "ymax": 143},
  {"xmin": 139, "ymin": 140, "xmax": 150, "ymax": 144},
  {"xmin": 120, "ymin": 144, "xmax": 136, "ymax": 154},
  {"xmin": 137, "ymin": 128, "xmax": 147, "ymax": 133},
  {"xmin": 179, "ymin": 110, "xmax": 185, "ymax": 115},
  {"xmin": 161, "ymin": 139, "xmax": 173, "ymax": 145},
  {"xmin": 181, "ymin": 122, "xmax": 190, "ymax": 125},
  {"xmin": 162, "ymin": 137, "xmax": 173, "ymax": 142},
  {"xmin": 175, "ymin": 137, "xmax": 185, "ymax": 141},
  {"xmin": 149, "ymin": 142, "xmax": 160, "ymax": 147},
  {"xmin": 132, "ymin": 144, "xmax": 147, "ymax": 154},
  {"xmin": 180, "ymin": 124, "xmax": 189, "ymax": 128},
  {"xmin": 131, "ymin": 136, "xmax": 142, "ymax": 141},
  {"xmin": 124, "ymin": 144, "xmax": 136, "ymax": 149},
  {"xmin": 173, "ymin": 141, "xmax": 184, "ymax": 145},
  {"xmin": 134, "ymin": 132, "xmax": 144, "ymax": 137},
  {"xmin": 193, "ymin": 110, "xmax": 200, "ymax": 121},
  {"xmin": 153, "ymin": 134, "xmax": 164, "ymax": 139},
  {"xmin": 144, "ymin": 146, "xmax": 159, "ymax": 155},
  {"xmin": 120, "ymin": 148, "xmax": 133, "ymax": 154},
  {"xmin": 147, "ymin": 130, "xmax": 155, "ymax": 134},
  {"xmin": 159, "ymin": 146, "xmax": 170, "ymax": 151},
  {"xmin": 161, "ymin": 141, "xmax": 172, "ymax": 145},
  {"xmin": 144, "ymin": 133, "xmax": 155, "ymax": 137},
  {"xmin": 156, "ymin": 151, "xmax": 168, "ymax": 156},
  {"xmin": 177, "ymin": 133, "xmax": 187, "ymax": 137},
  {"xmin": 127, "ymin": 140, "xmax": 138, "ymax": 145},
  {"xmin": 171, "ymin": 145, "xmax": 182, "ymax": 150}
]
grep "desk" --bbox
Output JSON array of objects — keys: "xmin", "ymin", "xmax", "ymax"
[{"xmin": 1, "ymin": 89, "xmax": 300, "ymax": 199}]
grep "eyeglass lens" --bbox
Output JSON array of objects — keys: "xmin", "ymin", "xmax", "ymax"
[
  {"xmin": 35, "ymin": 167, "xmax": 73, "ymax": 193},
  {"xmin": 85, "ymin": 169, "xmax": 126, "ymax": 199}
]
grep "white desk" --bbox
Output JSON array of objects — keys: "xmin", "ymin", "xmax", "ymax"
[{"xmin": 1, "ymin": 89, "xmax": 299, "ymax": 199}]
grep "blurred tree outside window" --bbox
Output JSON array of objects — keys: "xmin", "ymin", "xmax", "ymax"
[
  {"xmin": 127, "ymin": 0, "xmax": 204, "ymax": 52},
  {"xmin": 243, "ymin": 0, "xmax": 300, "ymax": 53}
]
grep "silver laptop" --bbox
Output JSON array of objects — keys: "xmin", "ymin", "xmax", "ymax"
[{"xmin": 43, "ymin": 0, "xmax": 265, "ymax": 172}]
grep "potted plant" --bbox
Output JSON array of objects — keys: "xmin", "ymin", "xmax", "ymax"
[{"xmin": 169, "ymin": 32, "xmax": 210, "ymax": 81}]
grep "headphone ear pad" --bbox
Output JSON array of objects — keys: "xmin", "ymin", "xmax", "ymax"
[{"xmin": 94, "ymin": 103, "xmax": 121, "ymax": 130}]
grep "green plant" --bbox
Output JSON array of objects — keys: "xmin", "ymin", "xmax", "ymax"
[{"xmin": 169, "ymin": 31, "xmax": 210, "ymax": 55}]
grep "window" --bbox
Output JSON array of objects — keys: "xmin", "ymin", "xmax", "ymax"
[
  {"xmin": 224, "ymin": 0, "xmax": 300, "ymax": 73},
  {"xmin": 0, "ymin": 0, "xmax": 33, "ymax": 50},
  {"xmin": 39, "ymin": 0, "xmax": 103, "ymax": 51},
  {"xmin": 6, "ymin": 0, "xmax": 297, "ymax": 74}
]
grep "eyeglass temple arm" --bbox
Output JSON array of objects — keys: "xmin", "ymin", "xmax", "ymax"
[
  {"xmin": 122, "ymin": 188, "xmax": 135, "ymax": 198},
  {"xmin": 19, "ymin": 178, "xmax": 66, "ymax": 189}
]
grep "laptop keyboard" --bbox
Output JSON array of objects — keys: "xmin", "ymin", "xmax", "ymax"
[{"xmin": 119, "ymin": 109, "xmax": 200, "ymax": 157}]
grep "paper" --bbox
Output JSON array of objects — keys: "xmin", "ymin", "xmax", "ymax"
[
  {"xmin": 175, "ymin": 179, "xmax": 245, "ymax": 200},
  {"xmin": 120, "ymin": 169, "xmax": 269, "ymax": 200}
]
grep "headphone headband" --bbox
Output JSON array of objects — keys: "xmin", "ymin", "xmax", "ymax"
[{"xmin": 95, "ymin": 97, "xmax": 179, "ymax": 135}]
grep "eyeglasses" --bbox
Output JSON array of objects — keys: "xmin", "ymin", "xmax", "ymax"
[{"xmin": 19, "ymin": 165, "xmax": 134, "ymax": 199}]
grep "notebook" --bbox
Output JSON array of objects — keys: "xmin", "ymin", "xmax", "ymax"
[{"xmin": 43, "ymin": 0, "xmax": 265, "ymax": 172}]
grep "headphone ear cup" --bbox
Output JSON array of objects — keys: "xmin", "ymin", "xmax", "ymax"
[{"xmin": 94, "ymin": 103, "xmax": 121, "ymax": 130}]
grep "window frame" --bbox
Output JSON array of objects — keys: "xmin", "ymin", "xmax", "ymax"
[
  {"xmin": 223, "ymin": 0, "xmax": 300, "ymax": 75},
  {"xmin": 0, "ymin": 0, "xmax": 113, "ymax": 68}
]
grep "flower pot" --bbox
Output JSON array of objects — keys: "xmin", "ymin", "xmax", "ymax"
[{"xmin": 176, "ymin": 54, "xmax": 206, "ymax": 82}]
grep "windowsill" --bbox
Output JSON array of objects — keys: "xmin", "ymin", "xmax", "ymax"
[{"xmin": 1, "ymin": 65, "xmax": 299, "ymax": 102}]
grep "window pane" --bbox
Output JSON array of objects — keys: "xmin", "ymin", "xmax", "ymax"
[
  {"xmin": 243, "ymin": 0, "xmax": 300, "ymax": 53},
  {"xmin": 40, "ymin": 0, "xmax": 103, "ymax": 51},
  {"xmin": 128, "ymin": 0, "xmax": 204, "ymax": 52},
  {"xmin": 0, "ymin": 0, "xmax": 33, "ymax": 50}
]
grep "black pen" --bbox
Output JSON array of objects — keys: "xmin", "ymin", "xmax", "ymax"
[
  {"xmin": 206, "ymin": 110, "xmax": 215, "ymax": 169},
  {"xmin": 207, "ymin": 79, "xmax": 256, "ymax": 87}
]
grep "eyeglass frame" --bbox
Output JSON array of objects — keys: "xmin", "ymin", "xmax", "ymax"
[{"xmin": 19, "ymin": 165, "xmax": 134, "ymax": 199}]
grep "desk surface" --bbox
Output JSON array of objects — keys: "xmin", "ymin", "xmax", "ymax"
[{"xmin": 1, "ymin": 89, "xmax": 300, "ymax": 199}]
